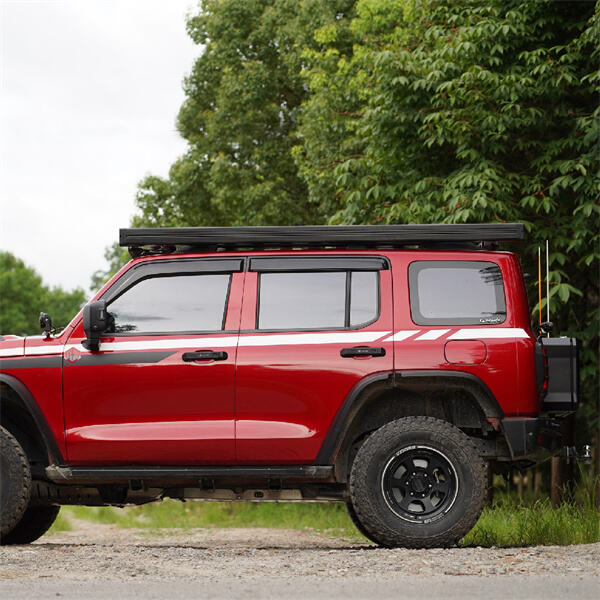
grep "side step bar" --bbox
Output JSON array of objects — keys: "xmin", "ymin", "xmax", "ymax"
[{"xmin": 46, "ymin": 465, "xmax": 334, "ymax": 484}]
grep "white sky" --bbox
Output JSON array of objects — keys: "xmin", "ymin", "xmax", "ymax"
[{"xmin": 0, "ymin": 0, "xmax": 199, "ymax": 291}]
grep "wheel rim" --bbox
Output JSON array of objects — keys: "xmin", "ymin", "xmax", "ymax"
[{"xmin": 381, "ymin": 445, "xmax": 458, "ymax": 523}]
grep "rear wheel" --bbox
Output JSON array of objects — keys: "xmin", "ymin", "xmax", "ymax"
[
  {"xmin": 1, "ymin": 505, "xmax": 60, "ymax": 545},
  {"xmin": 349, "ymin": 416, "xmax": 487, "ymax": 548},
  {"xmin": 1, "ymin": 426, "xmax": 31, "ymax": 540}
]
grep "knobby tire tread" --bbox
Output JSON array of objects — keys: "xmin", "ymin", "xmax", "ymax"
[{"xmin": 349, "ymin": 416, "xmax": 488, "ymax": 548}]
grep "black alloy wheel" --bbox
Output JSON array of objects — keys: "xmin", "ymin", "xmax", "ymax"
[
  {"xmin": 381, "ymin": 445, "xmax": 457, "ymax": 523},
  {"xmin": 349, "ymin": 416, "xmax": 488, "ymax": 548}
]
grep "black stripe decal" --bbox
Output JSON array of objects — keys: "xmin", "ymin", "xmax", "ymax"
[
  {"xmin": 0, "ymin": 356, "xmax": 62, "ymax": 369},
  {"xmin": 65, "ymin": 351, "xmax": 176, "ymax": 367},
  {"xmin": 0, "ymin": 351, "xmax": 176, "ymax": 369}
]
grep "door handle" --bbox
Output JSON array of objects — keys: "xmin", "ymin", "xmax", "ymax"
[
  {"xmin": 182, "ymin": 350, "xmax": 228, "ymax": 362},
  {"xmin": 340, "ymin": 346, "xmax": 386, "ymax": 358}
]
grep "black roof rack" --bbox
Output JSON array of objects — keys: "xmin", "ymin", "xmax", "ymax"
[{"xmin": 120, "ymin": 224, "xmax": 523, "ymax": 254}]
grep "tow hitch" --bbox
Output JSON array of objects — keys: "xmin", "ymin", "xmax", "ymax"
[{"xmin": 560, "ymin": 445, "xmax": 592, "ymax": 463}]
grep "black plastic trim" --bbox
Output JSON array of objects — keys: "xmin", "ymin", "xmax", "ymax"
[
  {"xmin": 120, "ymin": 224, "xmax": 524, "ymax": 248},
  {"xmin": 249, "ymin": 256, "xmax": 389, "ymax": 272},
  {"xmin": 46, "ymin": 465, "xmax": 334, "ymax": 484},
  {"xmin": 0, "ymin": 373, "xmax": 65, "ymax": 464},
  {"xmin": 314, "ymin": 370, "xmax": 504, "ymax": 464},
  {"xmin": 501, "ymin": 417, "xmax": 563, "ymax": 460}
]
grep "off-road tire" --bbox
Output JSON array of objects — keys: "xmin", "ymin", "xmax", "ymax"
[
  {"xmin": 1, "ymin": 505, "xmax": 60, "ymax": 545},
  {"xmin": 349, "ymin": 416, "xmax": 487, "ymax": 548},
  {"xmin": 0, "ymin": 426, "xmax": 32, "ymax": 539},
  {"xmin": 345, "ymin": 502, "xmax": 372, "ymax": 540}
]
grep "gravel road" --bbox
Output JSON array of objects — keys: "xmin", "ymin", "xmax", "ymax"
[{"xmin": 1, "ymin": 519, "xmax": 598, "ymax": 599}]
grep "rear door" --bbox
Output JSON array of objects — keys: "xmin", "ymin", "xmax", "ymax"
[
  {"xmin": 63, "ymin": 257, "xmax": 243, "ymax": 465},
  {"xmin": 235, "ymin": 255, "xmax": 394, "ymax": 464}
]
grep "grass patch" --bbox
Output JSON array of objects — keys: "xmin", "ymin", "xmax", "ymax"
[
  {"xmin": 58, "ymin": 497, "xmax": 599, "ymax": 547},
  {"xmin": 61, "ymin": 501, "xmax": 361, "ymax": 540},
  {"xmin": 46, "ymin": 511, "xmax": 73, "ymax": 535},
  {"xmin": 462, "ymin": 498, "xmax": 599, "ymax": 547}
]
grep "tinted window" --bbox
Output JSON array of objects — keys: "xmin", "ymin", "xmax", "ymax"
[
  {"xmin": 350, "ymin": 271, "xmax": 378, "ymax": 327},
  {"xmin": 409, "ymin": 261, "xmax": 506, "ymax": 325},
  {"xmin": 108, "ymin": 274, "xmax": 231, "ymax": 334},
  {"xmin": 258, "ymin": 271, "xmax": 379, "ymax": 330}
]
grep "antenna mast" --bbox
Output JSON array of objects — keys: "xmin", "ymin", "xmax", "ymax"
[{"xmin": 546, "ymin": 239, "xmax": 550, "ymax": 337}]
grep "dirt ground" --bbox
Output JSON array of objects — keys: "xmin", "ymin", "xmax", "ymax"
[{"xmin": 1, "ymin": 519, "xmax": 598, "ymax": 599}]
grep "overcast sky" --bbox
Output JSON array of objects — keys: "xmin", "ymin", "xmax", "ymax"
[{"xmin": 0, "ymin": 0, "xmax": 199, "ymax": 292}]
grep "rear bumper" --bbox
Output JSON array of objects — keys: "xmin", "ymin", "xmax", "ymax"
[{"xmin": 501, "ymin": 417, "xmax": 563, "ymax": 461}]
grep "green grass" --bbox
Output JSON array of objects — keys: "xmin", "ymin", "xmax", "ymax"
[
  {"xmin": 49, "ymin": 495, "xmax": 600, "ymax": 547},
  {"xmin": 47, "ymin": 511, "xmax": 73, "ymax": 534},
  {"xmin": 56, "ymin": 501, "xmax": 361, "ymax": 539}
]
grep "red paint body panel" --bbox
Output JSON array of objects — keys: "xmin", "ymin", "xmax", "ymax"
[
  {"xmin": 0, "ymin": 247, "xmax": 540, "ymax": 466},
  {"xmin": 235, "ymin": 269, "xmax": 394, "ymax": 464},
  {"xmin": 444, "ymin": 340, "xmax": 487, "ymax": 365},
  {"xmin": 62, "ymin": 325, "xmax": 238, "ymax": 465}
]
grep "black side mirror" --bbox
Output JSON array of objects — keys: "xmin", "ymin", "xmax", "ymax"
[
  {"xmin": 82, "ymin": 300, "xmax": 109, "ymax": 352},
  {"xmin": 39, "ymin": 312, "xmax": 52, "ymax": 339}
]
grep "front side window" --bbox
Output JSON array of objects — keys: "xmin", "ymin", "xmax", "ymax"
[
  {"xmin": 409, "ymin": 261, "xmax": 506, "ymax": 326},
  {"xmin": 108, "ymin": 273, "xmax": 231, "ymax": 334},
  {"xmin": 258, "ymin": 271, "xmax": 379, "ymax": 330}
]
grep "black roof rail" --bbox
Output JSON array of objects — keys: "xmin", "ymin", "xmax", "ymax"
[{"xmin": 120, "ymin": 224, "xmax": 524, "ymax": 256}]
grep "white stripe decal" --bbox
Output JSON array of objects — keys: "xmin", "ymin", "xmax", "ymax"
[
  {"xmin": 237, "ymin": 331, "xmax": 389, "ymax": 348},
  {"xmin": 24, "ymin": 346, "xmax": 63, "ymax": 356},
  {"xmin": 380, "ymin": 331, "xmax": 420, "ymax": 343},
  {"xmin": 63, "ymin": 336, "xmax": 238, "ymax": 354},
  {"xmin": 58, "ymin": 331, "xmax": 391, "ymax": 355},
  {"xmin": 414, "ymin": 329, "xmax": 450, "ymax": 341},
  {"xmin": 447, "ymin": 328, "xmax": 529, "ymax": 340},
  {"xmin": 0, "ymin": 348, "xmax": 23, "ymax": 358}
]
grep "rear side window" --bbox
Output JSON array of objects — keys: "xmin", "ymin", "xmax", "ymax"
[
  {"xmin": 409, "ymin": 261, "xmax": 506, "ymax": 326},
  {"xmin": 258, "ymin": 271, "xmax": 379, "ymax": 330},
  {"xmin": 108, "ymin": 273, "xmax": 231, "ymax": 334}
]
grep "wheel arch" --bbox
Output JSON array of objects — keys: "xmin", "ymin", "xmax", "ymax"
[
  {"xmin": 314, "ymin": 370, "xmax": 504, "ymax": 482},
  {"xmin": 0, "ymin": 374, "xmax": 64, "ymax": 471}
]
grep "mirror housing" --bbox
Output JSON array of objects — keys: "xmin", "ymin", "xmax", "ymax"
[
  {"xmin": 39, "ymin": 312, "xmax": 52, "ymax": 339},
  {"xmin": 82, "ymin": 300, "xmax": 109, "ymax": 352}
]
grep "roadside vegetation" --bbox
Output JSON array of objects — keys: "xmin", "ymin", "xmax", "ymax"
[{"xmin": 48, "ymin": 468, "xmax": 599, "ymax": 547}]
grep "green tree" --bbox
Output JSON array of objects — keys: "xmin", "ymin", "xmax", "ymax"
[
  {"xmin": 298, "ymin": 0, "xmax": 599, "ymax": 432},
  {"xmin": 0, "ymin": 252, "xmax": 86, "ymax": 336},
  {"xmin": 135, "ymin": 0, "xmax": 356, "ymax": 228}
]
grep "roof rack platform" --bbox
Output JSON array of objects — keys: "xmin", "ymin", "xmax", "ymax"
[{"xmin": 120, "ymin": 224, "xmax": 524, "ymax": 252}]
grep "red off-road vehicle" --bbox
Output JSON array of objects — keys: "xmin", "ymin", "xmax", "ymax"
[{"xmin": 0, "ymin": 224, "xmax": 579, "ymax": 547}]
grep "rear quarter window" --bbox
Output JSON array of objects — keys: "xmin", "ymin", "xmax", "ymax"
[{"xmin": 409, "ymin": 261, "xmax": 506, "ymax": 326}]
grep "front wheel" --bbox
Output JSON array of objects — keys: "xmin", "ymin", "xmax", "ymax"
[
  {"xmin": 349, "ymin": 416, "xmax": 487, "ymax": 548},
  {"xmin": 1, "ymin": 505, "xmax": 61, "ymax": 545},
  {"xmin": 1, "ymin": 426, "xmax": 31, "ymax": 540}
]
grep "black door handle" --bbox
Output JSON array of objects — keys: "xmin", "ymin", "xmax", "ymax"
[
  {"xmin": 182, "ymin": 350, "xmax": 228, "ymax": 362},
  {"xmin": 340, "ymin": 346, "xmax": 386, "ymax": 358}
]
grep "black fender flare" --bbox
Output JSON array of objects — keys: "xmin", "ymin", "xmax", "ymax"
[
  {"xmin": 314, "ymin": 370, "xmax": 504, "ymax": 465},
  {"xmin": 0, "ymin": 373, "xmax": 64, "ymax": 465}
]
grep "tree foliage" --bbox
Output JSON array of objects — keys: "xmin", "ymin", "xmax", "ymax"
[
  {"xmin": 297, "ymin": 0, "xmax": 599, "ymax": 422},
  {"xmin": 0, "ymin": 252, "xmax": 86, "ymax": 336},
  {"xmin": 135, "ymin": 0, "xmax": 356, "ymax": 228}
]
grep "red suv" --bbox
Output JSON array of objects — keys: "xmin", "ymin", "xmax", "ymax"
[{"xmin": 0, "ymin": 224, "xmax": 578, "ymax": 547}]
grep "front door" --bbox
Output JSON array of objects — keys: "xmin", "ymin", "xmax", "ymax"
[{"xmin": 63, "ymin": 258, "xmax": 243, "ymax": 465}]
